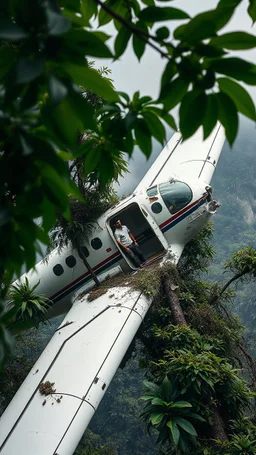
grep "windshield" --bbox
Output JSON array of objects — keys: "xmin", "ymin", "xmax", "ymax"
[{"xmin": 159, "ymin": 181, "xmax": 192, "ymax": 214}]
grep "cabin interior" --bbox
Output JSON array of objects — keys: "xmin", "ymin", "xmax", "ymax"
[{"xmin": 109, "ymin": 202, "xmax": 165, "ymax": 268}]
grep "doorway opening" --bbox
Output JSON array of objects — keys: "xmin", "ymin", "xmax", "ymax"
[{"xmin": 107, "ymin": 203, "xmax": 165, "ymax": 269}]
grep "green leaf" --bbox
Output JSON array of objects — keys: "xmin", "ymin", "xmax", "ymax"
[
  {"xmin": 63, "ymin": 29, "xmax": 113, "ymax": 58},
  {"xmin": 248, "ymin": 0, "xmax": 256, "ymax": 23},
  {"xmin": 156, "ymin": 26, "xmax": 170, "ymax": 40},
  {"xmin": 173, "ymin": 401, "xmax": 193, "ymax": 408},
  {"xmin": 218, "ymin": 77, "xmax": 256, "ymax": 121},
  {"xmin": 46, "ymin": 8, "xmax": 71, "ymax": 36},
  {"xmin": 179, "ymin": 90, "xmax": 207, "ymax": 140},
  {"xmin": 139, "ymin": 6, "xmax": 190, "ymax": 22},
  {"xmin": 142, "ymin": 111, "xmax": 166, "ymax": 144},
  {"xmin": 151, "ymin": 397, "xmax": 166, "ymax": 406},
  {"xmin": 48, "ymin": 75, "xmax": 68, "ymax": 106},
  {"xmin": 83, "ymin": 146, "xmax": 101, "ymax": 175},
  {"xmin": 159, "ymin": 77, "xmax": 189, "ymax": 111},
  {"xmin": 167, "ymin": 421, "xmax": 180, "ymax": 446},
  {"xmin": 177, "ymin": 8, "xmax": 236, "ymax": 42},
  {"xmin": 150, "ymin": 412, "xmax": 165, "ymax": 425},
  {"xmin": 80, "ymin": 0, "xmax": 98, "ymax": 23},
  {"xmin": 209, "ymin": 57, "xmax": 256, "ymax": 85},
  {"xmin": 14, "ymin": 58, "xmax": 44, "ymax": 84},
  {"xmin": 133, "ymin": 22, "xmax": 147, "ymax": 61},
  {"xmin": 175, "ymin": 417, "xmax": 197, "ymax": 436},
  {"xmin": 195, "ymin": 43, "xmax": 226, "ymax": 58},
  {"xmin": 161, "ymin": 60, "xmax": 177, "ymax": 89},
  {"xmin": 216, "ymin": 92, "xmax": 238, "ymax": 145},
  {"xmin": 114, "ymin": 27, "xmax": 132, "ymax": 58},
  {"xmin": 0, "ymin": 20, "xmax": 28, "ymax": 41},
  {"xmin": 63, "ymin": 63, "xmax": 119, "ymax": 101},
  {"xmin": 203, "ymin": 94, "xmax": 219, "ymax": 139},
  {"xmin": 187, "ymin": 412, "xmax": 205, "ymax": 422},
  {"xmin": 210, "ymin": 32, "xmax": 256, "ymax": 50},
  {"xmin": 134, "ymin": 119, "xmax": 152, "ymax": 158}
]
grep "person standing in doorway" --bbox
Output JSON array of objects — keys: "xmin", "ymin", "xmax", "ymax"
[{"xmin": 114, "ymin": 219, "xmax": 146, "ymax": 268}]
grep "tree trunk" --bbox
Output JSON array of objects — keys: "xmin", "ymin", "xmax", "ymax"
[
  {"xmin": 211, "ymin": 406, "xmax": 228, "ymax": 442},
  {"xmin": 162, "ymin": 276, "xmax": 187, "ymax": 326},
  {"xmin": 76, "ymin": 244, "xmax": 100, "ymax": 287}
]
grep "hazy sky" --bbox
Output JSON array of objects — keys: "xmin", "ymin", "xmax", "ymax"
[{"xmin": 96, "ymin": 1, "xmax": 256, "ymax": 194}]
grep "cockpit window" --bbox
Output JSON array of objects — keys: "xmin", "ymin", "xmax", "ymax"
[
  {"xmin": 147, "ymin": 186, "xmax": 158, "ymax": 197},
  {"xmin": 159, "ymin": 181, "xmax": 192, "ymax": 214}
]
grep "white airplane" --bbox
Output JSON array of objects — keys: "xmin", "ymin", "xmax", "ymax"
[{"xmin": 0, "ymin": 124, "xmax": 225, "ymax": 455}]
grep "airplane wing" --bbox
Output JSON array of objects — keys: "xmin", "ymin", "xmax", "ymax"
[
  {"xmin": 0, "ymin": 283, "xmax": 153, "ymax": 455},
  {"xmin": 134, "ymin": 124, "xmax": 225, "ymax": 192}
]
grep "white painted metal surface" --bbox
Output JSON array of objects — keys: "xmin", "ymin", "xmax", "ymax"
[
  {"xmin": 0, "ymin": 287, "xmax": 151, "ymax": 455},
  {"xmin": 134, "ymin": 123, "xmax": 225, "ymax": 192}
]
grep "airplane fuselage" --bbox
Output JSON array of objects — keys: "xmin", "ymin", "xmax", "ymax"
[{"xmin": 22, "ymin": 176, "xmax": 215, "ymax": 319}]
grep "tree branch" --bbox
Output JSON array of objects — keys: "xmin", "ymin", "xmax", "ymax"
[
  {"xmin": 94, "ymin": 0, "xmax": 172, "ymax": 60},
  {"xmin": 209, "ymin": 272, "xmax": 245, "ymax": 305}
]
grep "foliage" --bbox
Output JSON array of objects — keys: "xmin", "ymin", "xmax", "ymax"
[
  {"xmin": 6, "ymin": 277, "xmax": 50, "ymax": 328},
  {"xmin": 224, "ymin": 247, "xmax": 256, "ymax": 279},
  {"xmin": 140, "ymin": 376, "xmax": 204, "ymax": 453}
]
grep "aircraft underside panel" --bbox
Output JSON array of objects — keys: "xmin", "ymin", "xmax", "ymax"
[
  {"xmin": 134, "ymin": 124, "xmax": 225, "ymax": 191},
  {"xmin": 0, "ymin": 286, "xmax": 152, "ymax": 455}
]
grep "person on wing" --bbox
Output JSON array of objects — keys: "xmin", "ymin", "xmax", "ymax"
[{"xmin": 114, "ymin": 219, "xmax": 146, "ymax": 268}]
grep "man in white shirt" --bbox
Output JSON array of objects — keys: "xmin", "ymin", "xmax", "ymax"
[{"xmin": 114, "ymin": 219, "xmax": 146, "ymax": 268}]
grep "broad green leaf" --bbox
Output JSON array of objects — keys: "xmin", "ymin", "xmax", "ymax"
[
  {"xmin": 187, "ymin": 412, "xmax": 205, "ymax": 422},
  {"xmin": 135, "ymin": 118, "xmax": 152, "ymax": 157},
  {"xmin": 195, "ymin": 43, "xmax": 226, "ymax": 58},
  {"xmin": 210, "ymin": 32, "xmax": 256, "ymax": 50},
  {"xmin": 133, "ymin": 22, "xmax": 148, "ymax": 61},
  {"xmin": 173, "ymin": 401, "xmax": 193, "ymax": 408},
  {"xmin": 63, "ymin": 29, "xmax": 113, "ymax": 58},
  {"xmin": 209, "ymin": 57, "xmax": 256, "ymax": 85},
  {"xmin": 83, "ymin": 147, "xmax": 101, "ymax": 175},
  {"xmin": 118, "ymin": 91, "xmax": 130, "ymax": 103},
  {"xmin": 218, "ymin": 77, "xmax": 256, "ymax": 121},
  {"xmin": 167, "ymin": 421, "xmax": 180, "ymax": 445},
  {"xmin": 48, "ymin": 75, "xmax": 68, "ymax": 106},
  {"xmin": 61, "ymin": 0, "xmax": 80, "ymax": 10},
  {"xmin": 179, "ymin": 90, "xmax": 207, "ymax": 140},
  {"xmin": 161, "ymin": 60, "xmax": 177, "ymax": 89},
  {"xmin": 139, "ymin": 6, "xmax": 189, "ymax": 22},
  {"xmin": 80, "ymin": 0, "xmax": 98, "ymax": 22},
  {"xmin": 160, "ymin": 77, "xmax": 189, "ymax": 111},
  {"xmin": 151, "ymin": 397, "xmax": 166, "ymax": 406},
  {"xmin": 162, "ymin": 112, "xmax": 177, "ymax": 130},
  {"xmin": 150, "ymin": 412, "xmax": 165, "ymax": 425},
  {"xmin": 114, "ymin": 27, "xmax": 132, "ymax": 59},
  {"xmin": 0, "ymin": 20, "xmax": 28, "ymax": 41},
  {"xmin": 142, "ymin": 111, "xmax": 166, "ymax": 144},
  {"xmin": 203, "ymin": 94, "xmax": 218, "ymax": 139},
  {"xmin": 216, "ymin": 92, "xmax": 238, "ymax": 145},
  {"xmin": 46, "ymin": 9, "xmax": 71, "ymax": 36},
  {"xmin": 41, "ymin": 166, "xmax": 69, "ymax": 209},
  {"xmin": 14, "ymin": 58, "xmax": 44, "ymax": 84},
  {"xmin": 63, "ymin": 63, "xmax": 119, "ymax": 101},
  {"xmin": 248, "ymin": 0, "xmax": 256, "ymax": 23},
  {"xmin": 177, "ymin": 8, "xmax": 236, "ymax": 42},
  {"xmin": 175, "ymin": 417, "xmax": 197, "ymax": 436}
]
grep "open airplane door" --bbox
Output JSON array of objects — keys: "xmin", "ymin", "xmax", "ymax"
[{"xmin": 106, "ymin": 202, "xmax": 168, "ymax": 269}]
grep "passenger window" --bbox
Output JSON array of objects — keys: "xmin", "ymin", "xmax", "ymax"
[
  {"xmin": 159, "ymin": 181, "xmax": 192, "ymax": 214},
  {"xmin": 65, "ymin": 255, "xmax": 76, "ymax": 268},
  {"xmin": 81, "ymin": 246, "xmax": 89, "ymax": 258},
  {"xmin": 151, "ymin": 202, "xmax": 162, "ymax": 214},
  {"xmin": 91, "ymin": 238, "xmax": 102, "ymax": 250},
  {"xmin": 53, "ymin": 264, "xmax": 64, "ymax": 276}
]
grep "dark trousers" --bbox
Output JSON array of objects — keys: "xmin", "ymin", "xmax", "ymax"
[{"xmin": 126, "ymin": 244, "xmax": 146, "ymax": 267}]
